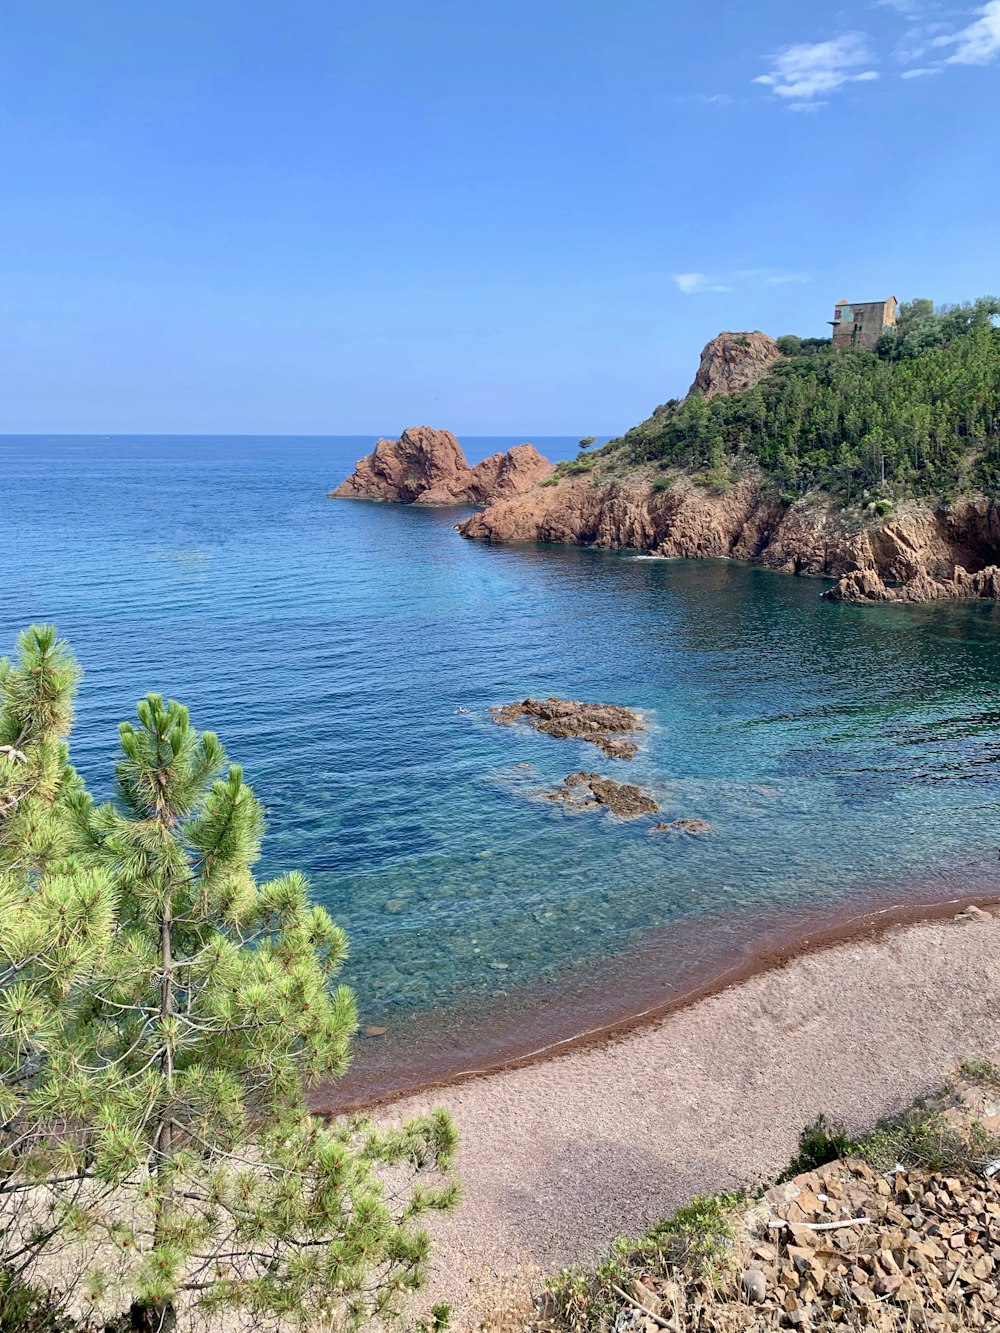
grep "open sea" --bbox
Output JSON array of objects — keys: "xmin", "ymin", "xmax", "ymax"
[{"xmin": 5, "ymin": 434, "xmax": 1000, "ymax": 1101}]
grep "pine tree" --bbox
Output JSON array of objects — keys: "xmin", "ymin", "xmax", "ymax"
[
  {"xmin": 0, "ymin": 627, "xmax": 115, "ymax": 1273},
  {"xmin": 1, "ymin": 633, "xmax": 458, "ymax": 1331}
]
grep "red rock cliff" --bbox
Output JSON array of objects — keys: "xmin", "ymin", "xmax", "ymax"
[
  {"xmin": 457, "ymin": 473, "xmax": 1000, "ymax": 605},
  {"xmin": 328, "ymin": 427, "xmax": 552, "ymax": 505},
  {"xmin": 689, "ymin": 331, "xmax": 782, "ymax": 400}
]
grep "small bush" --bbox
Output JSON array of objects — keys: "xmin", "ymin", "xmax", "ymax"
[
  {"xmin": 694, "ymin": 465, "xmax": 736, "ymax": 493},
  {"xmin": 546, "ymin": 1194, "xmax": 741, "ymax": 1332},
  {"xmin": 0, "ymin": 1270, "xmax": 73, "ymax": 1333},
  {"xmin": 781, "ymin": 1114, "xmax": 854, "ymax": 1180}
]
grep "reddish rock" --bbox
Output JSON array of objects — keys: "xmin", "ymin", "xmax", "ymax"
[
  {"xmin": 328, "ymin": 427, "xmax": 552, "ymax": 505},
  {"xmin": 689, "ymin": 331, "xmax": 782, "ymax": 400}
]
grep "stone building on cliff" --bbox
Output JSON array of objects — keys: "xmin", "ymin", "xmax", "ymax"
[{"xmin": 830, "ymin": 296, "xmax": 897, "ymax": 350}]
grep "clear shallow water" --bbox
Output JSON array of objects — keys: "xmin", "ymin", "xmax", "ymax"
[{"xmin": 4, "ymin": 435, "xmax": 1000, "ymax": 1084}]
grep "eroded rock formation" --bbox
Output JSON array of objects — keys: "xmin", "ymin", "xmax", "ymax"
[
  {"xmin": 328, "ymin": 427, "xmax": 553, "ymax": 505},
  {"xmin": 689, "ymin": 331, "xmax": 782, "ymax": 400},
  {"xmin": 490, "ymin": 698, "xmax": 643, "ymax": 760}
]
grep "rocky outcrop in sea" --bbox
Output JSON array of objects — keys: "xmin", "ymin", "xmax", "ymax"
[{"xmin": 328, "ymin": 426, "xmax": 553, "ymax": 505}]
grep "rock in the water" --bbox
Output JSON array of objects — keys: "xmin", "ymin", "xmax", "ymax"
[
  {"xmin": 542, "ymin": 772, "xmax": 658, "ymax": 819},
  {"xmin": 651, "ymin": 818, "xmax": 714, "ymax": 836},
  {"xmin": 588, "ymin": 778, "xmax": 658, "ymax": 817},
  {"xmin": 328, "ymin": 426, "xmax": 552, "ymax": 505},
  {"xmin": 491, "ymin": 697, "xmax": 643, "ymax": 759}
]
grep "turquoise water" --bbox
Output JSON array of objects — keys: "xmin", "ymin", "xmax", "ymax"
[{"xmin": 4, "ymin": 435, "xmax": 1000, "ymax": 1085}]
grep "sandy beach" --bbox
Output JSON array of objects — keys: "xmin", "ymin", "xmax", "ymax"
[{"xmin": 384, "ymin": 906, "xmax": 1000, "ymax": 1317}]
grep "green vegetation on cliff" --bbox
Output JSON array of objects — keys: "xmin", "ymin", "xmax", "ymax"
[{"xmin": 602, "ymin": 297, "xmax": 1000, "ymax": 502}]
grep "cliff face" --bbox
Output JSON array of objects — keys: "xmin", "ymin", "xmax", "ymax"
[
  {"xmin": 328, "ymin": 427, "xmax": 553, "ymax": 505},
  {"xmin": 689, "ymin": 331, "xmax": 782, "ymax": 400},
  {"xmin": 457, "ymin": 475, "xmax": 1000, "ymax": 604}
]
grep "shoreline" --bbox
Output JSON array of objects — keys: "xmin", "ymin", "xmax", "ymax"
[
  {"xmin": 318, "ymin": 874, "xmax": 1000, "ymax": 1116},
  {"xmin": 382, "ymin": 905, "xmax": 1000, "ymax": 1315}
]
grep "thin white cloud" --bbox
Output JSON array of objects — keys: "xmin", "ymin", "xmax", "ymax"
[
  {"xmin": 676, "ymin": 269, "xmax": 811, "ymax": 295},
  {"xmin": 877, "ymin": 0, "xmax": 920, "ymax": 13},
  {"xmin": 934, "ymin": 0, "xmax": 1000, "ymax": 64},
  {"xmin": 754, "ymin": 33, "xmax": 880, "ymax": 105},
  {"xmin": 674, "ymin": 273, "xmax": 733, "ymax": 295},
  {"xmin": 900, "ymin": 64, "xmax": 941, "ymax": 74}
]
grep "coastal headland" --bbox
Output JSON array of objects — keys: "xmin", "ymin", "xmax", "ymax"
[{"xmin": 329, "ymin": 302, "xmax": 1000, "ymax": 604}]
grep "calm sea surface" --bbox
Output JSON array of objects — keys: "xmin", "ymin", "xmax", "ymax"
[{"xmin": 5, "ymin": 435, "xmax": 1000, "ymax": 1091}]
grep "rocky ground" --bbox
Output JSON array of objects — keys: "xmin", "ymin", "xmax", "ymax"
[
  {"xmin": 520, "ymin": 1062, "xmax": 1000, "ymax": 1333},
  {"xmin": 457, "ymin": 471, "xmax": 1000, "ymax": 607}
]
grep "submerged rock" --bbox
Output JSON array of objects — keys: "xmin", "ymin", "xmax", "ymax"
[
  {"xmin": 328, "ymin": 426, "xmax": 552, "ymax": 505},
  {"xmin": 491, "ymin": 697, "xmax": 643, "ymax": 759},
  {"xmin": 651, "ymin": 818, "xmax": 714, "ymax": 836},
  {"xmin": 543, "ymin": 772, "xmax": 659, "ymax": 819}
]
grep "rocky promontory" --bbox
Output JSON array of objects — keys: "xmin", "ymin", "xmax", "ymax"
[
  {"xmin": 328, "ymin": 426, "xmax": 553, "ymax": 505},
  {"xmin": 453, "ymin": 316, "xmax": 1000, "ymax": 604}
]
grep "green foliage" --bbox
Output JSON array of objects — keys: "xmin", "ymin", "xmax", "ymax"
[
  {"xmin": 782, "ymin": 1093, "xmax": 1000, "ymax": 1182},
  {"xmin": 610, "ymin": 298, "xmax": 1000, "ymax": 501},
  {"xmin": 694, "ymin": 465, "xmax": 737, "ymax": 493},
  {"xmin": 554, "ymin": 453, "xmax": 599, "ymax": 478},
  {"xmin": 578, "ymin": 436, "xmax": 597, "ymax": 450},
  {"xmin": 958, "ymin": 1057, "xmax": 1000, "ymax": 1087},
  {"xmin": 776, "ymin": 335, "xmax": 802, "ymax": 356},
  {"xmin": 414, "ymin": 1302, "xmax": 451, "ymax": 1332},
  {"xmin": 0, "ymin": 627, "xmax": 458, "ymax": 1331}
]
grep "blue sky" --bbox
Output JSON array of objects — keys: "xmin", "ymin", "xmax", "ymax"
[{"xmin": 1, "ymin": 0, "xmax": 998, "ymax": 435}]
